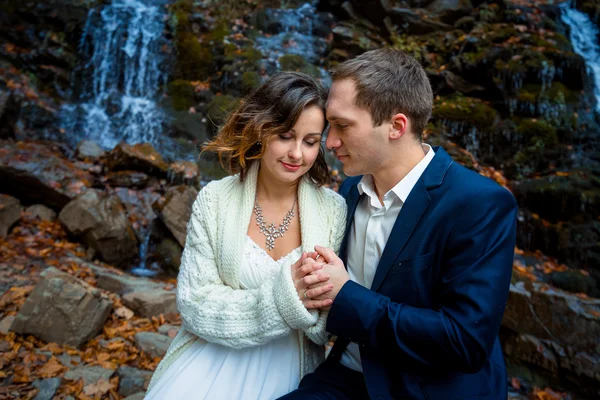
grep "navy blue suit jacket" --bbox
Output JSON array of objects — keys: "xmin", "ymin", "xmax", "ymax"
[{"xmin": 326, "ymin": 147, "xmax": 518, "ymax": 400}]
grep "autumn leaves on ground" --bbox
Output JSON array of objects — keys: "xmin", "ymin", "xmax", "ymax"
[{"xmin": 0, "ymin": 215, "xmax": 180, "ymax": 399}]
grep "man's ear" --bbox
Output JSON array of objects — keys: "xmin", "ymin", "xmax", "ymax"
[{"xmin": 390, "ymin": 113, "xmax": 408, "ymax": 140}]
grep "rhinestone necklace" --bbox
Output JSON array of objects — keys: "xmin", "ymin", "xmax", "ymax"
[{"xmin": 253, "ymin": 194, "xmax": 296, "ymax": 251}]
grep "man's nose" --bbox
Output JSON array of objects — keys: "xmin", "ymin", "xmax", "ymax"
[{"xmin": 326, "ymin": 130, "xmax": 340, "ymax": 151}]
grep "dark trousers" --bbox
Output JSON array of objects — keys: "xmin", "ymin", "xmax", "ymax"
[{"xmin": 277, "ymin": 359, "xmax": 370, "ymax": 400}]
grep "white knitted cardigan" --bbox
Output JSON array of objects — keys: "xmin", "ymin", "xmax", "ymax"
[{"xmin": 147, "ymin": 163, "xmax": 347, "ymax": 391}]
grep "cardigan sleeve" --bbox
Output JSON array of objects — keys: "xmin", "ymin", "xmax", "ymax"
[
  {"xmin": 302, "ymin": 191, "xmax": 348, "ymax": 345},
  {"xmin": 177, "ymin": 183, "xmax": 318, "ymax": 349}
]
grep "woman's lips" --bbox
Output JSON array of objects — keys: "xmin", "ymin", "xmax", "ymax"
[{"xmin": 281, "ymin": 161, "xmax": 301, "ymax": 171}]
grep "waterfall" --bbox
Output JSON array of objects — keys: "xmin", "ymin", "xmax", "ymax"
[
  {"xmin": 561, "ymin": 3, "xmax": 600, "ymax": 111},
  {"xmin": 61, "ymin": 0, "xmax": 169, "ymax": 149}
]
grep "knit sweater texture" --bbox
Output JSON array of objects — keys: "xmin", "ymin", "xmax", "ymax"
[{"xmin": 148, "ymin": 163, "xmax": 347, "ymax": 391}]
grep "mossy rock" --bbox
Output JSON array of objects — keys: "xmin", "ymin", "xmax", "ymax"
[
  {"xmin": 433, "ymin": 95, "xmax": 498, "ymax": 129},
  {"xmin": 581, "ymin": 1, "xmax": 600, "ymax": 21},
  {"xmin": 515, "ymin": 118, "xmax": 558, "ymax": 147},
  {"xmin": 241, "ymin": 71, "xmax": 262, "ymax": 93},
  {"xmin": 206, "ymin": 94, "xmax": 241, "ymax": 127},
  {"xmin": 279, "ymin": 54, "xmax": 308, "ymax": 71},
  {"xmin": 176, "ymin": 33, "xmax": 213, "ymax": 80},
  {"xmin": 168, "ymin": 80, "xmax": 195, "ymax": 111},
  {"xmin": 208, "ymin": 19, "xmax": 229, "ymax": 43},
  {"xmin": 278, "ymin": 54, "xmax": 320, "ymax": 77}
]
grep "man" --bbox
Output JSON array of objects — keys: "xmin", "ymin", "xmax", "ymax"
[{"xmin": 283, "ymin": 48, "xmax": 517, "ymax": 399}]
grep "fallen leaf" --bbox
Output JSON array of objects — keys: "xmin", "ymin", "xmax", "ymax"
[
  {"xmin": 37, "ymin": 356, "xmax": 67, "ymax": 378},
  {"xmin": 83, "ymin": 379, "xmax": 114, "ymax": 397}
]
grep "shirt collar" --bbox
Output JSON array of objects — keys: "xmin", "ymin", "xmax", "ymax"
[{"xmin": 357, "ymin": 144, "xmax": 435, "ymax": 208}]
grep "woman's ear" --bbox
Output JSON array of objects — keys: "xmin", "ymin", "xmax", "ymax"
[{"xmin": 390, "ymin": 113, "xmax": 408, "ymax": 140}]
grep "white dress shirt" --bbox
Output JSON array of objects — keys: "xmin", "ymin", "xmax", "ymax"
[{"xmin": 340, "ymin": 144, "xmax": 435, "ymax": 372}]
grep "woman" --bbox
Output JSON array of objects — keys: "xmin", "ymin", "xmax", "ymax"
[{"xmin": 145, "ymin": 72, "xmax": 347, "ymax": 399}]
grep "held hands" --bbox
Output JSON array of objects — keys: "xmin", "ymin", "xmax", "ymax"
[
  {"xmin": 291, "ymin": 252, "xmax": 333, "ymax": 309},
  {"xmin": 291, "ymin": 246, "xmax": 350, "ymax": 310}
]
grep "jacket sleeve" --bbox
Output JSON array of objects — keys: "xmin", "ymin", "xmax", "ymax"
[
  {"xmin": 177, "ymin": 184, "xmax": 319, "ymax": 349},
  {"xmin": 326, "ymin": 187, "xmax": 517, "ymax": 373},
  {"xmin": 302, "ymin": 192, "xmax": 348, "ymax": 345}
]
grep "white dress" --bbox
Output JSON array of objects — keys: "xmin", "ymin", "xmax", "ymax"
[{"xmin": 145, "ymin": 237, "xmax": 303, "ymax": 400}]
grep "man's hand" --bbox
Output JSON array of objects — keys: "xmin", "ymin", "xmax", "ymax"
[
  {"xmin": 305, "ymin": 245, "xmax": 350, "ymax": 308},
  {"xmin": 291, "ymin": 252, "xmax": 333, "ymax": 309}
]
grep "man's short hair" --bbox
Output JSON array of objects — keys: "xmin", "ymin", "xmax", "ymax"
[{"xmin": 331, "ymin": 48, "xmax": 433, "ymax": 141}]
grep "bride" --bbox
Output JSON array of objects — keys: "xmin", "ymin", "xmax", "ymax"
[{"xmin": 145, "ymin": 72, "xmax": 347, "ymax": 400}]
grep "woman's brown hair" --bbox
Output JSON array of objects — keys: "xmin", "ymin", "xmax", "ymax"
[{"xmin": 202, "ymin": 72, "xmax": 330, "ymax": 185}]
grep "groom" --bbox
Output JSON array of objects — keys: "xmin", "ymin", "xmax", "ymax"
[{"xmin": 284, "ymin": 49, "xmax": 517, "ymax": 399}]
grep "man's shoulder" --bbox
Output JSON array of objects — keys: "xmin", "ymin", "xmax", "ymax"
[
  {"xmin": 443, "ymin": 162, "xmax": 516, "ymax": 209},
  {"xmin": 339, "ymin": 176, "xmax": 362, "ymax": 197}
]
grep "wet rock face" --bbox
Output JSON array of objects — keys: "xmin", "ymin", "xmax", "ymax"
[
  {"xmin": 0, "ymin": 194, "xmax": 22, "ymax": 239},
  {"xmin": 10, "ymin": 267, "xmax": 113, "ymax": 348},
  {"xmin": 0, "ymin": 141, "xmax": 94, "ymax": 210},
  {"xmin": 58, "ymin": 189, "xmax": 138, "ymax": 267},
  {"xmin": 104, "ymin": 143, "xmax": 169, "ymax": 177},
  {"xmin": 0, "ymin": 90, "xmax": 20, "ymax": 139},
  {"xmin": 153, "ymin": 185, "xmax": 198, "ymax": 248}
]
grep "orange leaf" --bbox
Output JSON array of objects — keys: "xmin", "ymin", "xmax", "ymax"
[
  {"xmin": 83, "ymin": 379, "xmax": 115, "ymax": 397},
  {"xmin": 37, "ymin": 356, "xmax": 67, "ymax": 378}
]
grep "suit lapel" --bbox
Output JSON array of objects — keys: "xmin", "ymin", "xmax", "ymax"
[
  {"xmin": 339, "ymin": 183, "xmax": 361, "ymax": 266},
  {"xmin": 369, "ymin": 176, "xmax": 431, "ymax": 291}
]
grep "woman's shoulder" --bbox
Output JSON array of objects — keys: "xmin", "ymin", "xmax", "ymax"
[
  {"xmin": 313, "ymin": 185, "xmax": 346, "ymax": 211},
  {"xmin": 194, "ymin": 174, "xmax": 241, "ymax": 210}
]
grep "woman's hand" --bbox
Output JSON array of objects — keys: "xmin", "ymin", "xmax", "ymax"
[{"xmin": 291, "ymin": 252, "xmax": 333, "ymax": 309}]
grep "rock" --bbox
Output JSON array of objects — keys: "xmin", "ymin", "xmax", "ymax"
[
  {"xmin": 503, "ymin": 333, "xmax": 558, "ymax": 373},
  {"xmin": 439, "ymin": 70, "xmax": 485, "ymax": 94},
  {"xmin": 157, "ymin": 324, "xmax": 181, "ymax": 338},
  {"xmin": 168, "ymin": 109, "xmax": 210, "ymax": 142},
  {"xmin": 59, "ymin": 190, "xmax": 138, "ymax": 266},
  {"xmin": 117, "ymin": 366, "xmax": 153, "ymax": 397},
  {"xmin": 122, "ymin": 290, "xmax": 177, "ymax": 318},
  {"xmin": 105, "ymin": 171, "xmax": 150, "ymax": 189},
  {"xmin": 388, "ymin": 7, "xmax": 453, "ymax": 35},
  {"xmin": 502, "ymin": 282, "xmax": 600, "ymax": 354},
  {"xmin": 63, "ymin": 256, "xmax": 163, "ymax": 295},
  {"xmin": 0, "ymin": 315, "xmax": 15, "ymax": 334},
  {"xmin": 76, "ymin": 140, "xmax": 105, "ymax": 161},
  {"xmin": 104, "ymin": 143, "xmax": 169, "ymax": 177},
  {"xmin": 550, "ymin": 270, "xmax": 598, "ymax": 297},
  {"xmin": 516, "ymin": 211, "xmax": 600, "ymax": 286},
  {"xmin": 331, "ymin": 23, "xmax": 381, "ymax": 57},
  {"xmin": 153, "ymin": 185, "xmax": 198, "ymax": 247},
  {"xmin": 134, "ymin": 331, "xmax": 172, "ymax": 358},
  {"xmin": 427, "ymin": 0, "xmax": 473, "ymax": 24},
  {"xmin": 503, "ymin": 331, "xmax": 600, "ymax": 384},
  {"xmin": 25, "ymin": 204, "xmax": 57, "ymax": 222},
  {"xmin": 57, "ymin": 352, "xmax": 82, "ymax": 368},
  {"xmin": 123, "ymin": 392, "xmax": 146, "ymax": 400},
  {"xmin": 0, "ymin": 89, "xmax": 20, "ymax": 140},
  {"xmin": 513, "ymin": 174, "xmax": 600, "ymax": 224},
  {"xmin": 0, "ymin": 141, "xmax": 93, "ymax": 209},
  {"xmin": 168, "ymin": 160, "xmax": 200, "ymax": 186},
  {"xmin": 64, "ymin": 365, "xmax": 115, "ymax": 385},
  {"xmin": 32, "ymin": 377, "xmax": 61, "ymax": 400},
  {"xmin": 155, "ymin": 237, "xmax": 183, "ymax": 273},
  {"xmin": 10, "ymin": 267, "xmax": 113, "ymax": 348},
  {"xmin": 0, "ymin": 194, "xmax": 22, "ymax": 238}
]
